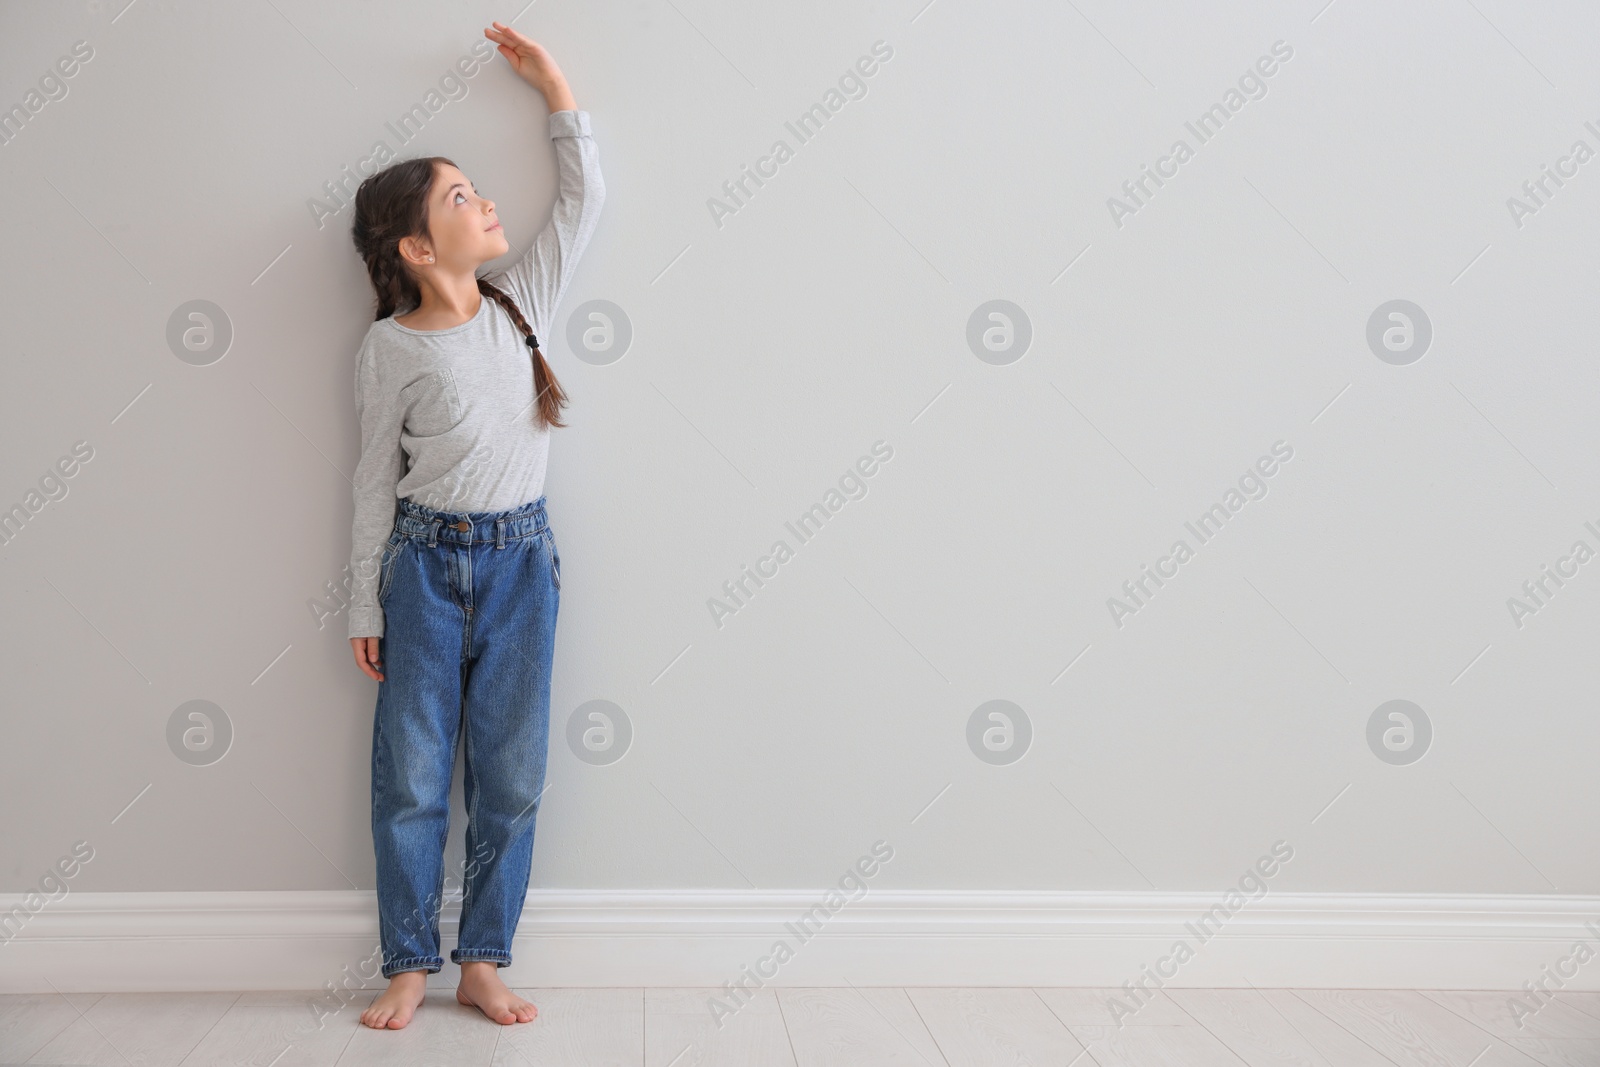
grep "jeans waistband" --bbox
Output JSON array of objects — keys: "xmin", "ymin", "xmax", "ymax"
[{"xmin": 395, "ymin": 495, "xmax": 547, "ymax": 547}]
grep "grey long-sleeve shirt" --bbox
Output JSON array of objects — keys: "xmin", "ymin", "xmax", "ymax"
[{"xmin": 346, "ymin": 108, "xmax": 604, "ymax": 640}]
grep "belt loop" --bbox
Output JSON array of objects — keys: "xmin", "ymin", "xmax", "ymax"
[
  {"xmin": 495, "ymin": 518, "xmax": 506, "ymax": 549},
  {"xmin": 428, "ymin": 519, "xmax": 440, "ymax": 548}
]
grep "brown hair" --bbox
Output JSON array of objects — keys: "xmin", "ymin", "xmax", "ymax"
[{"xmin": 350, "ymin": 155, "xmax": 568, "ymax": 429}]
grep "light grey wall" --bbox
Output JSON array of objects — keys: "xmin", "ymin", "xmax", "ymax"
[{"xmin": 3, "ymin": 0, "xmax": 1596, "ymax": 901}]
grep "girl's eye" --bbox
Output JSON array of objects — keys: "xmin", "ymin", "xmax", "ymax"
[{"xmin": 454, "ymin": 192, "xmax": 467, "ymax": 204}]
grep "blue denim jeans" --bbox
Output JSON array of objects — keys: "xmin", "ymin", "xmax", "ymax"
[{"xmin": 370, "ymin": 494, "xmax": 560, "ymax": 979}]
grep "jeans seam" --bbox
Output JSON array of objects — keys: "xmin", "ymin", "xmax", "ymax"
[{"xmin": 464, "ymin": 705, "xmax": 478, "ymax": 913}]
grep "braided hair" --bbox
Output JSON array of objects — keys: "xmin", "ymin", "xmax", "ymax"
[{"xmin": 351, "ymin": 155, "xmax": 568, "ymax": 430}]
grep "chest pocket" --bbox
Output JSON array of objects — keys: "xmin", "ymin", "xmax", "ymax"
[{"xmin": 399, "ymin": 369, "xmax": 463, "ymax": 438}]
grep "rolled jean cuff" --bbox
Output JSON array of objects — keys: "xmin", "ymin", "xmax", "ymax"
[
  {"xmin": 382, "ymin": 954, "xmax": 442, "ymax": 978},
  {"xmin": 451, "ymin": 949, "xmax": 512, "ymax": 966}
]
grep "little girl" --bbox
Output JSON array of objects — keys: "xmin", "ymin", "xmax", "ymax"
[{"xmin": 345, "ymin": 21, "xmax": 603, "ymax": 1029}]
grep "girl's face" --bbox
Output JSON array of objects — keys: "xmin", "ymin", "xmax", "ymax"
[{"xmin": 421, "ymin": 162, "xmax": 510, "ymax": 268}]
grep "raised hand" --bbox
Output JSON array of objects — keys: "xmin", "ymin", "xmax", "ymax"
[{"xmin": 485, "ymin": 21, "xmax": 577, "ymax": 111}]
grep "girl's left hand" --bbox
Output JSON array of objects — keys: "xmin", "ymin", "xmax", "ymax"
[{"xmin": 485, "ymin": 21, "xmax": 564, "ymax": 92}]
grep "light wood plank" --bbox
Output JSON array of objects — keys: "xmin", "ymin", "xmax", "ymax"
[
  {"xmin": 1497, "ymin": 1036, "xmax": 1600, "ymax": 1067},
  {"xmin": 857, "ymin": 991, "xmax": 966, "ymax": 1067},
  {"xmin": 332, "ymin": 991, "xmax": 498, "ymax": 1067},
  {"xmin": 1170, "ymin": 988, "xmax": 1391, "ymax": 1067},
  {"xmin": 1068, "ymin": 1023, "xmax": 1249, "ymax": 1066},
  {"xmin": 777, "ymin": 988, "xmax": 941, "ymax": 1067},
  {"xmin": 848, "ymin": 989, "xmax": 947, "ymax": 1067},
  {"xmin": 174, "ymin": 989, "xmax": 374, "ymax": 1067},
  {"xmin": 23, "ymin": 991, "xmax": 238, "ymax": 1066},
  {"xmin": 1551, "ymin": 992, "xmax": 1600, "ymax": 1024},
  {"xmin": 1421, "ymin": 989, "xmax": 1600, "ymax": 1041},
  {"xmin": 493, "ymin": 987, "xmax": 641, "ymax": 1067},
  {"xmin": 645, "ymin": 987, "xmax": 795, "ymax": 1067},
  {"xmin": 904, "ymin": 988, "xmax": 1087, "ymax": 1066},
  {"xmin": 0, "ymin": 993, "xmax": 104, "ymax": 1063},
  {"xmin": 1034, "ymin": 987, "xmax": 1195, "ymax": 1026},
  {"xmin": 1291, "ymin": 989, "xmax": 1547, "ymax": 1067}
]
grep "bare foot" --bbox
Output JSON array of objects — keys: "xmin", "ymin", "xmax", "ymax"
[
  {"xmin": 361, "ymin": 969, "xmax": 428, "ymax": 1029},
  {"xmin": 455, "ymin": 960, "xmax": 538, "ymax": 1025}
]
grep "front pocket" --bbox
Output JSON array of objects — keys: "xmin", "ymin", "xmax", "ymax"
[
  {"xmin": 546, "ymin": 527, "xmax": 561, "ymax": 591},
  {"xmin": 378, "ymin": 533, "xmax": 407, "ymax": 605},
  {"xmin": 398, "ymin": 369, "xmax": 463, "ymax": 438}
]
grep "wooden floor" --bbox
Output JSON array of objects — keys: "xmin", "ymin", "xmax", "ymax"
[{"xmin": 4, "ymin": 986, "xmax": 1600, "ymax": 1066}]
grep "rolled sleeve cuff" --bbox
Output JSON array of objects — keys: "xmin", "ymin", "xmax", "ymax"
[{"xmin": 549, "ymin": 109, "xmax": 591, "ymax": 139}]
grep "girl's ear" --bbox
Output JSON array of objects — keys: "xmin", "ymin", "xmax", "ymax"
[{"xmin": 398, "ymin": 234, "xmax": 432, "ymax": 267}]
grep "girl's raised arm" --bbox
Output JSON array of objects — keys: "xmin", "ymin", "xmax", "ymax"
[{"xmin": 482, "ymin": 23, "xmax": 604, "ymax": 338}]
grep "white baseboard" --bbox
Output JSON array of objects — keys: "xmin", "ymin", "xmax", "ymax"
[{"xmin": 1, "ymin": 889, "xmax": 1596, "ymax": 994}]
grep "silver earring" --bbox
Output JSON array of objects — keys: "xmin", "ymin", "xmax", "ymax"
[{"xmin": 427, "ymin": 256, "xmax": 434, "ymax": 262}]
